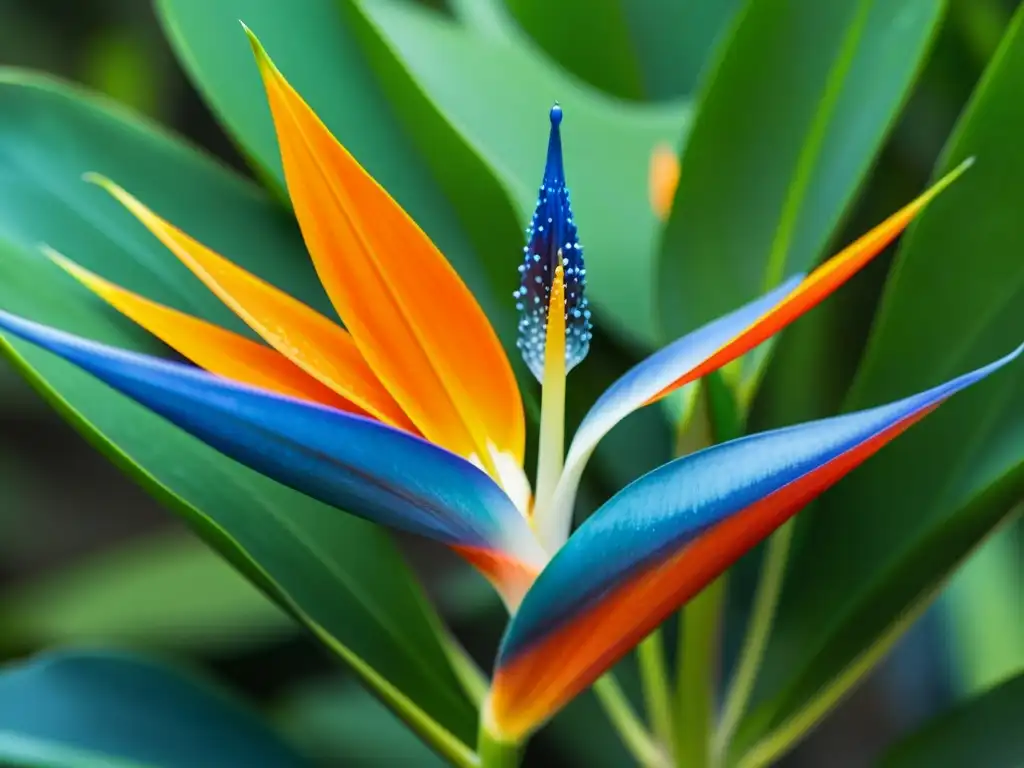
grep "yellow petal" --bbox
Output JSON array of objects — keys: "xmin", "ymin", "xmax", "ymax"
[
  {"xmin": 245, "ymin": 27, "xmax": 524, "ymax": 469},
  {"xmin": 46, "ymin": 249, "xmax": 362, "ymax": 413},
  {"xmin": 88, "ymin": 174, "xmax": 413, "ymax": 431}
]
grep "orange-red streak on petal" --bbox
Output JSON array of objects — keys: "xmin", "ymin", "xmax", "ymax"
[
  {"xmin": 453, "ymin": 545, "xmax": 541, "ymax": 613},
  {"xmin": 88, "ymin": 175, "xmax": 414, "ymax": 432},
  {"xmin": 245, "ymin": 29, "xmax": 524, "ymax": 469},
  {"xmin": 648, "ymin": 161, "xmax": 973, "ymax": 404},
  {"xmin": 489, "ymin": 404, "xmax": 940, "ymax": 740},
  {"xmin": 48, "ymin": 251, "xmax": 364, "ymax": 412}
]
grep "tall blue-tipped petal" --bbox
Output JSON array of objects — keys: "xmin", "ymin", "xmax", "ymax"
[
  {"xmin": 488, "ymin": 343, "xmax": 1023, "ymax": 739},
  {"xmin": 0, "ymin": 310, "xmax": 546, "ymax": 572},
  {"xmin": 515, "ymin": 104, "xmax": 590, "ymax": 381}
]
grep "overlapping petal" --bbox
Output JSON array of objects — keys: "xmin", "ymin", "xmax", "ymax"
[
  {"xmin": 538, "ymin": 276, "xmax": 803, "ymax": 549},
  {"xmin": 245, "ymin": 28, "xmax": 524, "ymax": 474},
  {"xmin": 88, "ymin": 175, "xmax": 414, "ymax": 432},
  {"xmin": 0, "ymin": 310, "xmax": 547, "ymax": 603},
  {"xmin": 538, "ymin": 160, "xmax": 973, "ymax": 550},
  {"xmin": 490, "ymin": 343, "xmax": 1023, "ymax": 739},
  {"xmin": 47, "ymin": 250, "xmax": 356, "ymax": 411}
]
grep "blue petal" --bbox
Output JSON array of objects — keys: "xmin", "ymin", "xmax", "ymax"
[
  {"xmin": 489, "ymin": 343, "xmax": 1022, "ymax": 738},
  {"xmin": 538, "ymin": 275, "xmax": 804, "ymax": 549},
  {"xmin": 0, "ymin": 310, "xmax": 544, "ymax": 565},
  {"xmin": 516, "ymin": 104, "xmax": 590, "ymax": 380}
]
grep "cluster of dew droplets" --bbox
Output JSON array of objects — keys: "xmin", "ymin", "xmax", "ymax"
[{"xmin": 513, "ymin": 103, "xmax": 592, "ymax": 382}]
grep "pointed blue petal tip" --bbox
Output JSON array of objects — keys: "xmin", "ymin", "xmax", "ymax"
[
  {"xmin": 549, "ymin": 102, "xmax": 562, "ymax": 126},
  {"xmin": 515, "ymin": 104, "xmax": 591, "ymax": 381}
]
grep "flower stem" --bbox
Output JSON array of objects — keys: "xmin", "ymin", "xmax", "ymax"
[
  {"xmin": 593, "ymin": 674, "xmax": 671, "ymax": 767},
  {"xmin": 674, "ymin": 576, "xmax": 727, "ymax": 768},
  {"xmin": 673, "ymin": 374, "xmax": 737, "ymax": 767},
  {"xmin": 637, "ymin": 631, "xmax": 675, "ymax": 756},
  {"xmin": 714, "ymin": 520, "xmax": 795, "ymax": 762},
  {"xmin": 441, "ymin": 630, "xmax": 489, "ymax": 707},
  {"xmin": 534, "ymin": 263, "xmax": 566, "ymax": 524},
  {"xmin": 477, "ymin": 722, "xmax": 521, "ymax": 768}
]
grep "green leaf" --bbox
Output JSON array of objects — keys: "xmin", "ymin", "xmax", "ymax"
[
  {"xmin": 0, "ymin": 650, "xmax": 309, "ymax": 768},
  {"xmin": 501, "ymin": 0, "xmax": 644, "ymax": 100},
  {"xmin": 0, "ymin": 70, "xmax": 330, "ymax": 329},
  {"xmin": 500, "ymin": 0, "xmax": 745, "ymax": 101},
  {"xmin": 735, "ymin": 7, "xmax": 1024, "ymax": 762},
  {"xmin": 2, "ymin": 534, "xmax": 291, "ymax": 654},
  {"xmin": 354, "ymin": 0, "xmax": 691, "ymax": 346},
  {"xmin": 942, "ymin": 521, "xmax": 1024, "ymax": 694},
  {"xmin": 657, "ymin": 0, "xmax": 946, "ymax": 340},
  {"xmin": 0, "ymin": 73, "xmax": 475, "ymax": 746},
  {"xmin": 280, "ymin": 680, "xmax": 446, "ymax": 767},
  {"xmin": 621, "ymin": 0, "xmax": 747, "ymax": 100},
  {"xmin": 880, "ymin": 672, "xmax": 1024, "ymax": 768}
]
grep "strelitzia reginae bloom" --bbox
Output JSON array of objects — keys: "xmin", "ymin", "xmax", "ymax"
[{"xmin": 0, "ymin": 28, "xmax": 1020, "ymax": 747}]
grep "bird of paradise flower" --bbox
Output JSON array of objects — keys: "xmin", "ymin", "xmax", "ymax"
[{"xmin": 0, "ymin": 26, "xmax": 1019, "ymax": 756}]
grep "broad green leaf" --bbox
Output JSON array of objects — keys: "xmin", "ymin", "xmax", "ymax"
[
  {"xmin": 881, "ymin": 671, "xmax": 1024, "ymax": 768},
  {"xmin": 0, "ymin": 650, "xmax": 309, "ymax": 768},
  {"xmin": 2, "ymin": 534, "xmax": 291, "ymax": 654},
  {"xmin": 942, "ymin": 521, "xmax": 1024, "ymax": 694},
  {"xmin": 735, "ymin": 9, "xmax": 1024, "ymax": 762},
  {"xmin": 502, "ymin": 0, "xmax": 644, "ymax": 100},
  {"xmin": 280, "ymin": 680, "xmax": 445, "ymax": 767},
  {"xmin": 747, "ymin": 161, "xmax": 925, "ymax": 430},
  {"xmin": 0, "ymin": 74, "xmax": 475, "ymax": 744},
  {"xmin": 0, "ymin": 70, "xmax": 330, "ymax": 330},
  {"xmin": 622, "ymin": 0, "xmax": 747, "ymax": 100},
  {"xmin": 499, "ymin": 0, "xmax": 745, "ymax": 101},
  {"xmin": 355, "ymin": 0, "xmax": 691, "ymax": 346},
  {"xmin": 657, "ymin": 0, "xmax": 946, "ymax": 340}
]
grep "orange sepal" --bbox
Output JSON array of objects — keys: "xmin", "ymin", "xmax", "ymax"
[
  {"xmin": 244, "ymin": 27, "xmax": 523, "ymax": 469},
  {"xmin": 88, "ymin": 174, "xmax": 414, "ymax": 432},
  {"xmin": 47, "ymin": 250, "xmax": 362, "ymax": 412}
]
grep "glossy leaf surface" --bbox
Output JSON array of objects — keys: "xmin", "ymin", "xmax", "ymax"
[
  {"xmin": 0, "ymin": 651, "xmax": 309, "ymax": 768},
  {"xmin": 740, "ymin": 8, "xmax": 1024, "ymax": 758},
  {"xmin": 880, "ymin": 672, "xmax": 1024, "ymax": 768},
  {"xmin": 658, "ymin": 0, "xmax": 946, "ymax": 340}
]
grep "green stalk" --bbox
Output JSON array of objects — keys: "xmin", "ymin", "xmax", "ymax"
[
  {"xmin": 672, "ymin": 374, "xmax": 741, "ymax": 767},
  {"xmin": 714, "ymin": 520, "xmax": 795, "ymax": 763},
  {"xmin": 637, "ymin": 631, "xmax": 676, "ymax": 755},
  {"xmin": 593, "ymin": 675, "xmax": 671, "ymax": 767},
  {"xmin": 441, "ymin": 631, "xmax": 490, "ymax": 707},
  {"xmin": 477, "ymin": 723, "xmax": 521, "ymax": 768},
  {"xmin": 674, "ymin": 576, "xmax": 727, "ymax": 768}
]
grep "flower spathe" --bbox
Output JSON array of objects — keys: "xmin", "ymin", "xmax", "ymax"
[{"xmin": 0, "ymin": 26, "xmax": 1019, "ymax": 744}]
